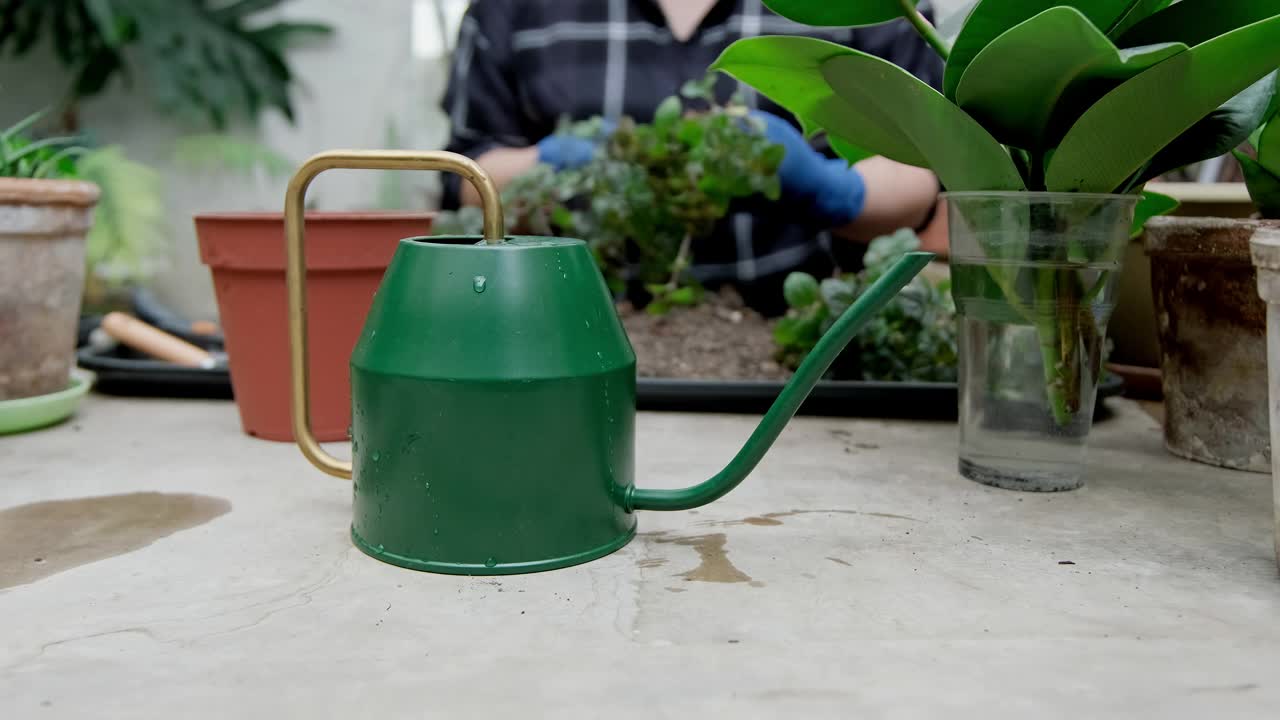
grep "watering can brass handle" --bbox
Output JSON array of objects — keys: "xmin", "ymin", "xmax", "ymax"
[{"xmin": 284, "ymin": 150, "xmax": 505, "ymax": 479}]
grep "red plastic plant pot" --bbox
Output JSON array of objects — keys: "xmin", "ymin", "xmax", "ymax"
[{"xmin": 196, "ymin": 212, "xmax": 433, "ymax": 441}]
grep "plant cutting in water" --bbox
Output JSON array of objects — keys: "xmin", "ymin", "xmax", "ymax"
[
  {"xmin": 1235, "ymin": 83, "xmax": 1280, "ymax": 219},
  {"xmin": 712, "ymin": 0, "xmax": 1280, "ymax": 426},
  {"xmin": 776, "ymin": 229, "xmax": 957, "ymax": 381},
  {"xmin": 433, "ymin": 76, "xmax": 783, "ymax": 313}
]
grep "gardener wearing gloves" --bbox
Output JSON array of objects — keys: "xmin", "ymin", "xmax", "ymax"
[{"xmin": 440, "ymin": 0, "xmax": 942, "ymax": 315}]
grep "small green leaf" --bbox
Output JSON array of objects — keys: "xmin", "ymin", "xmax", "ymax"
[
  {"xmin": 761, "ymin": 0, "xmax": 915, "ymax": 27},
  {"xmin": 955, "ymin": 7, "xmax": 1185, "ymax": 150},
  {"xmin": 1236, "ymin": 150, "xmax": 1280, "ymax": 219},
  {"xmin": 1119, "ymin": 0, "xmax": 1280, "ymax": 48},
  {"xmin": 1047, "ymin": 14, "xmax": 1280, "ymax": 193},
  {"xmin": 863, "ymin": 228, "xmax": 921, "ymax": 272},
  {"xmin": 820, "ymin": 52, "xmax": 1025, "ymax": 191},
  {"xmin": 677, "ymin": 119, "xmax": 704, "ymax": 146},
  {"xmin": 1130, "ymin": 190, "xmax": 1179, "ymax": 238},
  {"xmin": 667, "ymin": 286, "xmax": 701, "ymax": 306},
  {"xmin": 654, "ymin": 95, "xmax": 682, "ymax": 129},
  {"xmin": 783, "ymin": 272, "xmax": 820, "ymax": 308}
]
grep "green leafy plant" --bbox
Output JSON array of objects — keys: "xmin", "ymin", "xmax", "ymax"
[
  {"xmin": 713, "ymin": 0, "xmax": 1280, "ymax": 421},
  {"xmin": 1, "ymin": 110, "xmax": 164, "ymax": 286},
  {"xmin": 0, "ymin": 0, "xmax": 332, "ymax": 130},
  {"xmin": 1234, "ymin": 80, "xmax": 1280, "ymax": 219},
  {"xmin": 435, "ymin": 80, "xmax": 784, "ymax": 312},
  {"xmin": 776, "ymin": 229, "xmax": 957, "ymax": 381}
]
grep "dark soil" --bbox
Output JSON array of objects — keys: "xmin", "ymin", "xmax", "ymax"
[{"xmin": 617, "ymin": 287, "xmax": 789, "ymax": 380}]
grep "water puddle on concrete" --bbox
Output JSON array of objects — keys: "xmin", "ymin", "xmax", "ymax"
[
  {"xmin": 645, "ymin": 532, "xmax": 757, "ymax": 585},
  {"xmin": 699, "ymin": 508, "xmax": 920, "ymax": 527},
  {"xmin": 0, "ymin": 492, "xmax": 230, "ymax": 590}
]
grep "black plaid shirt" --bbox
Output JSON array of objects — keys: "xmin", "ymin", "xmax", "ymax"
[{"xmin": 440, "ymin": 0, "xmax": 942, "ymax": 315}]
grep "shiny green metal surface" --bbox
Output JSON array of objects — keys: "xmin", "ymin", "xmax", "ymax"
[{"xmin": 349, "ymin": 236, "xmax": 636, "ymax": 574}]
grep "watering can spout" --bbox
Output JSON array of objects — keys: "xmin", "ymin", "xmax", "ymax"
[{"xmin": 626, "ymin": 251, "xmax": 935, "ymax": 512}]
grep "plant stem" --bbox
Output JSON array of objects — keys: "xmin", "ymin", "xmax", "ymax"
[
  {"xmin": 899, "ymin": 0, "xmax": 950, "ymax": 61},
  {"xmin": 666, "ymin": 233, "xmax": 693, "ymax": 290}
]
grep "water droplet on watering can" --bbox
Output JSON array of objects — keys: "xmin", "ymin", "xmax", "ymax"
[
  {"xmin": 371, "ymin": 330, "xmax": 377, "ymax": 338},
  {"xmin": 372, "ymin": 450, "xmax": 381, "ymax": 462},
  {"xmin": 485, "ymin": 557, "xmax": 497, "ymax": 568},
  {"xmin": 424, "ymin": 480, "xmax": 431, "ymax": 491},
  {"xmin": 433, "ymin": 529, "xmax": 439, "ymax": 536},
  {"xmin": 585, "ymin": 320, "xmax": 591, "ymax": 328},
  {"xmin": 375, "ymin": 544, "xmax": 385, "ymax": 554},
  {"xmin": 473, "ymin": 275, "xmax": 487, "ymax": 293}
]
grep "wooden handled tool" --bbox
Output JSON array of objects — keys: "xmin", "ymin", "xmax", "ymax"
[{"xmin": 100, "ymin": 312, "xmax": 217, "ymax": 368}]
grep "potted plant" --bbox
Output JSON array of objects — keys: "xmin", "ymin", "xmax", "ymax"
[
  {"xmin": 1145, "ymin": 90, "xmax": 1280, "ymax": 472},
  {"xmin": 0, "ymin": 110, "xmax": 161, "ymax": 431},
  {"xmin": 2, "ymin": 0, "xmax": 349, "ymax": 441},
  {"xmin": 709, "ymin": 0, "xmax": 1280, "ymax": 490}
]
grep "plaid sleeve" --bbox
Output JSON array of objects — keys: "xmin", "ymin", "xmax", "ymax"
[{"xmin": 438, "ymin": 1, "xmax": 531, "ymax": 210}]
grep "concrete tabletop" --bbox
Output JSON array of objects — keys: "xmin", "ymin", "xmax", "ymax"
[{"xmin": 1, "ymin": 395, "xmax": 1277, "ymax": 718}]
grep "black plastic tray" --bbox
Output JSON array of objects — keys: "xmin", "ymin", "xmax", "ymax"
[
  {"xmin": 635, "ymin": 374, "xmax": 1123, "ymax": 420},
  {"xmin": 77, "ymin": 344, "xmax": 1123, "ymax": 419},
  {"xmin": 77, "ymin": 346, "xmax": 233, "ymax": 399}
]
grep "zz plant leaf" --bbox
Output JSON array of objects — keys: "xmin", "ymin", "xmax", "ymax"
[
  {"xmin": 1047, "ymin": 13, "xmax": 1280, "ymax": 192},
  {"xmin": 955, "ymin": 6, "xmax": 1184, "ymax": 152}
]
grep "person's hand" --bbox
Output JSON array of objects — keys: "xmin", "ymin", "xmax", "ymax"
[
  {"xmin": 751, "ymin": 110, "xmax": 866, "ymax": 228},
  {"xmin": 535, "ymin": 119, "xmax": 616, "ymax": 171}
]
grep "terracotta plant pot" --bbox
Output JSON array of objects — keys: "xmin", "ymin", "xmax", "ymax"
[
  {"xmin": 196, "ymin": 212, "xmax": 433, "ymax": 441},
  {"xmin": 1145, "ymin": 216, "xmax": 1278, "ymax": 473},
  {"xmin": 0, "ymin": 178, "xmax": 99, "ymax": 401}
]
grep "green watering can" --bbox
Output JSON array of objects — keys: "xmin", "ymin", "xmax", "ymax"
[{"xmin": 285, "ymin": 150, "xmax": 932, "ymax": 575}]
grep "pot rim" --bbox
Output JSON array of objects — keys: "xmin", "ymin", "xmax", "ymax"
[
  {"xmin": 193, "ymin": 210, "xmax": 435, "ymax": 222},
  {"xmin": 941, "ymin": 190, "xmax": 1137, "ymax": 202},
  {"xmin": 0, "ymin": 177, "xmax": 99, "ymax": 207}
]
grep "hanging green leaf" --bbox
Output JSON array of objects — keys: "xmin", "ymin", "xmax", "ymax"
[
  {"xmin": 1047, "ymin": 14, "xmax": 1280, "ymax": 193},
  {"xmin": 761, "ymin": 0, "xmax": 914, "ymax": 27},
  {"xmin": 1134, "ymin": 72, "xmax": 1278, "ymax": 187},
  {"xmin": 1235, "ymin": 151, "xmax": 1280, "ymax": 219},
  {"xmin": 1130, "ymin": 189, "xmax": 1179, "ymax": 238},
  {"xmin": 943, "ymin": 0, "xmax": 1132, "ymax": 101},
  {"xmin": 711, "ymin": 36, "xmax": 928, "ymax": 167},
  {"xmin": 956, "ymin": 6, "xmax": 1185, "ymax": 150},
  {"xmin": 1119, "ymin": 0, "xmax": 1280, "ymax": 48},
  {"xmin": 820, "ymin": 52, "xmax": 1024, "ymax": 191}
]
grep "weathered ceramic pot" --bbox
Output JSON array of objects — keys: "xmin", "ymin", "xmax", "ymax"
[
  {"xmin": 1145, "ymin": 216, "xmax": 1277, "ymax": 473},
  {"xmin": 0, "ymin": 178, "xmax": 99, "ymax": 400}
]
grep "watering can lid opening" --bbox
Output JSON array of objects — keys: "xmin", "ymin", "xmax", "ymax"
[{"xmin": 406, "ymin": 235, "xmax": 587, "ymax": 250}]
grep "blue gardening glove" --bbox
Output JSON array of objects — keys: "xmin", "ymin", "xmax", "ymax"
[
  {"xmin": 536, "ymin": 119, "xmax": 616, "ymax": 170},
  {"xmin": 752, "ymin": 110, "xmax": 866, "ymax": 227},
  {"xmin": 536, "ymin": 135, "xmax": 597, "ymax": 170}
]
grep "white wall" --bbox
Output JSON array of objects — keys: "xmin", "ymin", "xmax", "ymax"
[
  {"xmin": 0, "ymin": 0, "xmax": 968, "ymax": 321},
  {"xmin": 0, "ymin": 0, "xmax": 453, "ymax": 320}
]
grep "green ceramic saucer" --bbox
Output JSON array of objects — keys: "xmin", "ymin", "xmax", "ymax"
[{"xmin": 0, "ymin": 375, "xmax": 91, "ymax": 435}]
